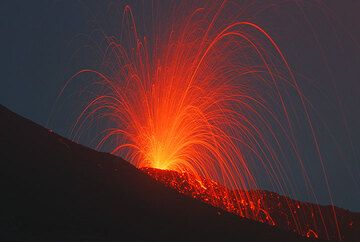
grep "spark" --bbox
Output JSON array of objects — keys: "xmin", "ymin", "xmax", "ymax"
[{"xmin": 62, "ymin": 1, "xmax": 350, "ymax": 240}]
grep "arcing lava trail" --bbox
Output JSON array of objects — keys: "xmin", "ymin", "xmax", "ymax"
[{"xmin": 57, "ymin": 1, "xmax": 359, "ymax": 241}]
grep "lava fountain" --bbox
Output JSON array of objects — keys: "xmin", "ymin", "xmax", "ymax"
[{"xmin": 57, "ymin": 1, "xmax": 348, "ymax": 240}]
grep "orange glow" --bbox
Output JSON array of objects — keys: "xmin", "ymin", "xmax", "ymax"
[
  {"xmin": 142, "ymin": 167, "xmax": 358, "ymax": 241},
  {"xmin": 63, "ymin": 1, "xmax": 354, "ymax": 241}
]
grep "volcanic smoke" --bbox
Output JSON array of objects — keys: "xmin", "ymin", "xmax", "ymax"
[{"xmin": 57, "ymin": 1, "xmax": 358, "ymax": 241}]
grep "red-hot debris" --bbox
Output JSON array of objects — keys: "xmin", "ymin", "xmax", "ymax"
[{"xmin": 142, "ymin": 167, "xmax": 360, "ymax": 242}]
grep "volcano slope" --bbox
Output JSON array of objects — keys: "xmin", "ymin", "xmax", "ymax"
[{"xmin": 0, "ymin": 104, "xmax": 347, "ymax": 242}]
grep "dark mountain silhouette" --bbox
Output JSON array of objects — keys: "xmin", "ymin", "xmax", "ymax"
[{"xmin": 0, "ymin": 104, "xmax": 345, "ymax": 241}]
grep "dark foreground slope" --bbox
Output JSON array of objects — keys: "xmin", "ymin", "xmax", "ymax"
[
  {"xmin": 0, "ymin": 104, "xmax": 328, "ymax": 242},
  {"xmin": 143, "ymin": 168, "xmax": 360, "ymax": 242}
]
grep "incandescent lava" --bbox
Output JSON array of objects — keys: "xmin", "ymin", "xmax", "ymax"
[{"xmin": 142, "ymin": 167, "xmax": 360, "ymax": 241}]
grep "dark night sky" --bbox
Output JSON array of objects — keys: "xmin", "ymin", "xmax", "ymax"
[{"xmin": 1, "ymin": 0, "xmax": 359, "ymax": 211}]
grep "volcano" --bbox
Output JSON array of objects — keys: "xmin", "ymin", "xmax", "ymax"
[{"xmin": 0, "ymin": 104, "xmax": 358, "ymax": 241}]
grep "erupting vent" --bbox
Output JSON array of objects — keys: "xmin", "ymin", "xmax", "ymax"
[{"xmin": 58, "ymin": 2, "xmax": 360, "ymax": 241}]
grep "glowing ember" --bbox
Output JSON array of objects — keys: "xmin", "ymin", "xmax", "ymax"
[
  {"xmin": 60, "ymin": 1, "xmax": 359, "ymax": 241},
  {"xmin": 142, "ymin": 167, "xmax": 275, "ymax": 226},
  {"xmin": 142, "ymin": 167, "xmax": 359, "ymax": 241}
]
